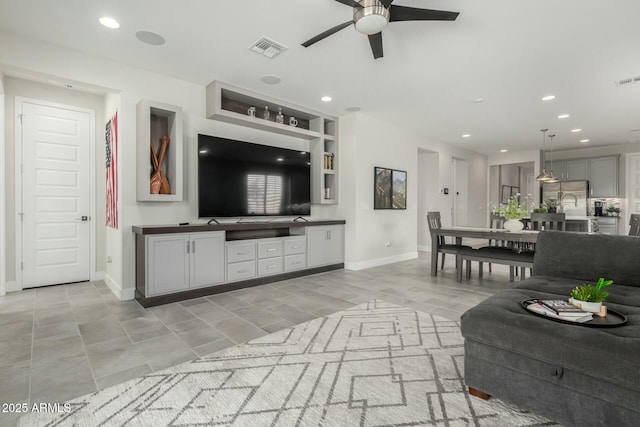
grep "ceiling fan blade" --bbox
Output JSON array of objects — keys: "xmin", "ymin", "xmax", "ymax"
[
  {"xmin": 301, "ymin": 21, "xmax": 354, "ymax": 47},
  {"xmin": 389, "ymin": 5, "xmax": 459, "ymax": 22},
  {"xmin": 368, "ymin": 32, "xmax": 383, "ymax": 59},
  {"xmin": 380, "ymin": 0, "xmax": 394, "ymax": 8},
  {"xmin": 334, "ymin": 0, "xmax": 364, "ymax": 8}
]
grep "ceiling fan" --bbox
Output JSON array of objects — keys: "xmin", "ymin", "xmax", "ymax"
[{"xmin": 302, "ymin": 0, "xmax": 459, "ymax": 59}]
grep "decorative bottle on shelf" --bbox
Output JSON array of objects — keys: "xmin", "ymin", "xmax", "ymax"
[
  {"xmin": 276, "ymin": 108, "xmax": 284, "ymax": 124},
  {"xmin": 263, "ymin": 106, "xmax": 270, "ymax": 120}
]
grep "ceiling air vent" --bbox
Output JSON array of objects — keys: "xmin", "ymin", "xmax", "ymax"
[
  {"xmin": 615, "ymin": 75, "xmax": 640, "ymax": 87},
  {"xmin": 249, "ymin": 37, "xmax": 288, "ymax": 59}
]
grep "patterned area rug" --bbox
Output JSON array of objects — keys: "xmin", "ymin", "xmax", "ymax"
[{"xmin": 20, "ymin": 300, "xmax": 558, "ymax": 426}]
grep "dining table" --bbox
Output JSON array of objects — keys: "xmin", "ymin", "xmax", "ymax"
[{"xmin": 431, "ymin": 226, "xmax": 540, "ymax": 276}]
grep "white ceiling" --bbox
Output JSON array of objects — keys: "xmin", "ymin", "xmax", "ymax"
[{"xmin": 2, "ymin": 0, "xmax": 640, "ymax": 154}]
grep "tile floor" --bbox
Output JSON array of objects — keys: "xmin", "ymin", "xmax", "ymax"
[{"xmin": 0, "ymin": 252, "xmax": 515, "ymax": 426}]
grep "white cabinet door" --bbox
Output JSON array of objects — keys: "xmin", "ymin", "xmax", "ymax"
[
  {"xmin": 148, "ymin": 235, "xmax": 190, "ymax": 296},
  {"xmin": 307, "ymin": 227, "xmax": 327, "ymax": 267},
  {"xmin": 190, "ymin": 232, "xmax": 225, "ymax": 288},
  {"xmin": 307, "ymin": 226, "xmax": 345, "ymax": 267},
  {"xmin": 590, "ymin": 157, "xmax": 618, "ymax": 197},
  {"xmin": 325, "ymin": 227, "xmax": 345, "ymax": 265}
]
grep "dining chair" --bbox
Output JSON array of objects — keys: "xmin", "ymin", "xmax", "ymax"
[
  {"xmin": 479, "ymin": 213, "xmax": 509, "ymax": 273},
  {"xmin": 531, "ymin": 213, "xmax": 566, "ymax": 231},
  {"xmin": 427, "ymin": 211, "xmax": 471, "ymax": 274},
  {"xmin": 629, "ymin": 214, "xmax": 640, "ymax": 236}
]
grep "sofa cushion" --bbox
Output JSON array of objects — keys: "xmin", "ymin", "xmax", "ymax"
[
  {"xmin": 461, "ymin": 276, "xmax": 640, "ymax": 394},
  {"xmin": 532, "ymin": 231, "xmax": 640, "ymax": 287}
]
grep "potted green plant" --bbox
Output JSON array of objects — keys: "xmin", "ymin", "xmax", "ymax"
[
  {"xmin": 494, "ymin": 194, "xmax": 531, "ymax": 231},
  {"xmin": 606, "ymin": 206, "xmax": 621, "ymax": 217},
  {"xmin": 533, "ymin": 205, "xmax": 548, "ymax": 213},
  {"xmin": 569, "ymin": 277, "xmax": 613, "ymax": 313},
  {"xmin": 544, "ymin": 199, "xmax": 558, "ymax": 213}
]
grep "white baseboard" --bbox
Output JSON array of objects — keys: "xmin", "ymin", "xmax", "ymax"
[
  {"xmin": 104, "ymin": 274, "xmax": 135, "ymax": 301},
  {"xmin": 5, "ymin": 280, "xmax": 20, "ymax": 293},
  {"xmin": 94, "ymin": 271, "xmax": 106, "ymax": 281},
  {"xmin": 345, "ymin": 251, "xmax": 418, "ymax": 271}
]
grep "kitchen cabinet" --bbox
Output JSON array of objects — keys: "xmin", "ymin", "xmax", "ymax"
[
  {"xmin": 307, "ymin": 225, "xmax": 345, "ymax": 267},
  {"xmin": 597, "ymin": 217, "xmax": 618, "ymax": 235},
  {"xmin": 545, "ymin": 159, "xmax": 589, "ymax": 181},
  {"xmin": 565, "ymin": 159, "xmax": 589, "ymax": 181},
  {"xmin": 589, "ymin": 156, "xmax": 618, "ymax": 197},
  {"xmin": 545, "ymin": 155, "xmax": 618, "ymax": 197},
  {"xmin": 147, "ymin": 232, "xmax": 224, "ymax": 296}
]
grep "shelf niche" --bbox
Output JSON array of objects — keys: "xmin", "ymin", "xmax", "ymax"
[
  {"xmin": 206, "ymin": 81, "xmax": 338, "ymax": 205},
  {"xmin": 136, "ymin": 100, "xmax": 183, "ymax": 202}
]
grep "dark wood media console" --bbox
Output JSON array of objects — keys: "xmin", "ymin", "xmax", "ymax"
[{"xmin": 133, "ymin": 220, "xmax": 345, "ymax": 307}]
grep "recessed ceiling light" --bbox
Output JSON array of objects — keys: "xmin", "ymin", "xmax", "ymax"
[
  {"xmin": 558, "ymin": 114, "xmax": 570, "ymax": 119},
  {"xmin": 542, "ymin": 95, "xmax": 556, "ymax": 101},
  {"xmin": 136, "ymin": 30, "xmax": 165, "ymax": 46},
  {"xmin": 472, "ymin": 98, "xmax": 484, "ymax": 103},
  {"xmin": 199, "ymin": 150, "xmax": 208, "ymax": 154},
  {"xmin": 276, "ymin": 157, "xmax": 284, "ymax": 162},
  {"xmin": 99, "ymin": 17, "xmax": 120, "ymax": 29},
  {"xmin": 300, "ymin": 151, "xmax": 307, "ymax": 155},
  {"xmin": 500, "ymin": 149, "xmax": 508, "ymax": 153},
  {"xmin": 346, "ymin": 106, "xmax": 361, "ymax": 112},
  {"xmin": 261, "ymin": 75, "xmax": 281, "ymax": 85},
  {"xmin": 580, "ymin": 139, "xmax": 590, "ymax": 143},
  {"xmin": 571, "ymin": 128, "xmax": 582, "ymax": 133},
  {"xmin": 462, "ymin": 134, "xmax": 471, "ymax": 138},
  {"xmin": 321, "ymin": 96, "xmax": 332, "ymax": 102}
]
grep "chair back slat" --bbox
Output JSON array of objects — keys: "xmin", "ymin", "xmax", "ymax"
[
  {"xmin": 427, "ymin": 211, "xmax": 445, "ymax": 247},
  {"xmin": 531, "ymin": 213, "xmax": 566, "ymax": 231}
]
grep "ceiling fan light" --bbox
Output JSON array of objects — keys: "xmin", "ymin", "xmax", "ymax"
[
  {"xmin": 353, "ymin": 1, "xmax": 390, "ymax": 35},
  {"xmin": 355, "ymin": 14, "xmax": 388, "ymax": 34}
]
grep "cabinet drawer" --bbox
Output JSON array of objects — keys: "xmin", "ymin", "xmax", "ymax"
[
  {"xmin": 227, "ymin": 242, "xmax": 256, "ymax": 263},
  {"xmin": 227, "ymin": 260, "xmax": 256, "ymax": 282},
  {"xmin": 284, "ymin": 237, "xmax": 306, "ymax": 255},
  {"xmin": 257, "ymin": 240, "xmax": 283, "ymax": 259},
  {"xmin": 284, "ymin": 254, "xmax": 306, "ymax": 271},
  {"xmin": 598, "ymin": 218, "xmax": 616, "ymax": 225},
  {"xmin": 258, "ymin": 257, "xmax": 283, "ymax": 276}
]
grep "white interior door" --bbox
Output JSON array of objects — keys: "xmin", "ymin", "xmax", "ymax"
[{"xmin": 18, "ymin": 99, "xmax": 92, "ymax": 288}]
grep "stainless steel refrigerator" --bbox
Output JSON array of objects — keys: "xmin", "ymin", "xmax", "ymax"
[{"xmin": 542, "ymin": 180, "xmax": 589, "ymax": 216}]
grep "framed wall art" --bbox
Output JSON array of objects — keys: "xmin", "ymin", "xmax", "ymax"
[{"xmin": 374, "ymin": 167, "xmax": 407, "ymax": 210}]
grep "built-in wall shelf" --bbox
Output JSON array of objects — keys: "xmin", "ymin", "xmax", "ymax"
[
  {"xmin": 136, "ymin": 99, "xmax": 184, "ymax": 202},
  {"xmin": 206, "ymin": 81, "xmax": 339, "ymax": 205}
]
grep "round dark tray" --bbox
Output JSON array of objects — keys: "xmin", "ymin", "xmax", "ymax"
[{"xmin": 521, "ymin": 299, "xmax": 628, "ymax": 328}]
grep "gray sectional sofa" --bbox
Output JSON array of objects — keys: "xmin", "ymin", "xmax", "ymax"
[{"xmin": 461, "ymin": 231, "xmax": 640, "ymax": 426}]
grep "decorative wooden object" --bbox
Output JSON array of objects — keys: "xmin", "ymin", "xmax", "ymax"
[
  {"xmin": 150, "ymin": 136, "xmax": 171, "ymax": 194},
  {"xmin": 468, "ymin": 386, "xmax": 490, "ymax": 400}
]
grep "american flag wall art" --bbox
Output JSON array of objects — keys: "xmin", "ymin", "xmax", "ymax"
[{"xmin": 105, "ymin": 112, "xmax": 118, "ymax": 229}]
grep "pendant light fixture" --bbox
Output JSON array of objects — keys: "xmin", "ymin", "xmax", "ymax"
[
  {"xmin": 535, "ymin": 129, "xmax": 553, "ymax": 182},
  {"xmin": 546, "ymin": 134, "xmax": 560, "ymax": 183}
]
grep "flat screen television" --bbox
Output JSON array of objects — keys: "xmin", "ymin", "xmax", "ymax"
[{"xmin": 198, "ymin": 134, "xmax": 311, "ymax": 218}]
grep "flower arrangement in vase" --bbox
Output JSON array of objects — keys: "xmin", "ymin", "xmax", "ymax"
[{"xmin": 492, "ymin": 194, "xmax": 532, "ymax": 231}]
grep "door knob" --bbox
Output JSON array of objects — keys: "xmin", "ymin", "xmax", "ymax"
[{"xmin": 75, "ymin": 216, "xmax": 91, "ymax": 221}]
